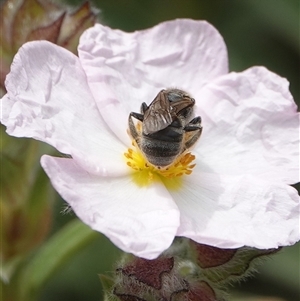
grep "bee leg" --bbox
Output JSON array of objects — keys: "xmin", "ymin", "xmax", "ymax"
[
  {"xmin": 130, "ymin": 111, "xmax": 144, "ymax": 122},
  {"xmin": 183, "ymin": 116, "xmax": 202, "ymax": 150},
  {"xmin": 128, "ymin": 112, "xmax": 143, "ymax": 142},
  {"xmin": 140, "ymin": 102, "xmax": 148, "ymax": 114},
  {"xmin": 184, "ymin": 128, "xmax": 202, "ymax": 150},
  {"xmin": 184, "ymin": 116, "xmax": 202, "ymax": 130}
]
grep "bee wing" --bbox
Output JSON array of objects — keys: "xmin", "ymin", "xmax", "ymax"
[
  {"xmin": 169, "ymin": 98, "xmax": 195, "ymax": 118},
  {"xmin": 143, "ymin": 91, "xmax": 173, "ymax": 135}
]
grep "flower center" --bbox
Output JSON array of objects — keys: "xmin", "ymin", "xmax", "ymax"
[{"xmin": 124, "ymin": 143, "xmax": 196, "ymax": 188}]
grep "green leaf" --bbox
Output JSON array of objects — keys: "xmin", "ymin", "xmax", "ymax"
[
  {"xmin": 0, "ymin": 255, "xmax": 24, "ymax": 284},
  {"xmin": 18, "ymin": 219, "xmax": 99, "ymax": 301}
]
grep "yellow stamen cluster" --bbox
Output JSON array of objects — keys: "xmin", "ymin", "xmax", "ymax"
[{"xmin": 124, "ymin": 145, "xmax": 196, "ymax": 187}]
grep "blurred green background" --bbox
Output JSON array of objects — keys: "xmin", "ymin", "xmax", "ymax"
[{"xmin": 1, "ymin": 0, "xmax": 299, "ymax": 300}]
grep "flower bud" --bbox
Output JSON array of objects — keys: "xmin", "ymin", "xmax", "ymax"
[
  {"xmin": 188, "ymin": 240, "xmax": 278, "ymax": 284},
  {"xmin": 105, "ymin": 239, "xmax": 279, "ymax": 301},
  {"xmin": 108, "ymin": 253, "xmax": 220, "ymax": 301},
  {"xmin": 0, "ymin": 0, "xmax": 96, "ymax": 95}
]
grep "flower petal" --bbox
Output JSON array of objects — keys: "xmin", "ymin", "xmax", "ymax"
[
  {"xmin": 41, "ymin": 155, "xmax": 180, "ymax": 259},
  {"xmin": 172, "ymin": 169, "xmax": 300, "ymax": 249},
  {"xmin": 78, "ymin": 19, "xmax": 228, "ymax": 144},
  {"xmin": 196, "ymin": 66, "xmax": 299, "ymax": 184},
  {"xmin": 1, "ymin": 41, "xmax": 128, "ymax": 176}
]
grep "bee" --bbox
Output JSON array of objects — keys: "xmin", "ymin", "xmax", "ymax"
[{"xmin": 128, "ymin": 88, "xmax": 202, "ymax": 168}]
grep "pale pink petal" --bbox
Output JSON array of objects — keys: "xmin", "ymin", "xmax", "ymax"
[
  {"xmin": 41, "ymin": 155, "xmax": 180, "ymax": 259},
  {"xmin": 1, "ymin": 41, "xmax": 128, "ymax": 176},
  {"xmin": 78, "ymin": 19, "xmax": 228, "ymax": 145},
  {"xmin": 195, "ymin": 66, "xmax": 299, "ymax": 184},
  {"xmin": 172, "ymin": 168, "xmax": 300, "ymax": 249}
]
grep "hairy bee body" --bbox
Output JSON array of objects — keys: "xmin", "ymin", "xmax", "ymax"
[
  {"xmin": 128, "ymin": 89, "xmax": 202, "ymax": 168},
  {"xmin": 140, "ymin": 122, "xmax": 183, "ymax": 167}
]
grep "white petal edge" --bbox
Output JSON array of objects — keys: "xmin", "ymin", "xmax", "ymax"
[
  {"xmin": 171, "ymin": 168, "xmax": 300, "ymax": 249},
  {"xmin": 41, "ymin": 155, "xmax": 180, "ymax": 259},
  {"xmin": 195, "ymin": 66, "xmax": 299, "ymax": 184},
  {"xmin": 1, "ymin": 41, "xmax": 129, "ymax": 176},
  {"xmin": 78, "ymin": 19, "xmax": 228, "ymax": 145}
]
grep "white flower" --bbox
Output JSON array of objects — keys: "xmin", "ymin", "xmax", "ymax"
[{"xmin": 1, "ymin": 19, "xmax": 299, "ymax": 259}]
